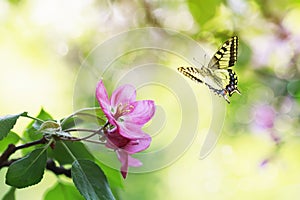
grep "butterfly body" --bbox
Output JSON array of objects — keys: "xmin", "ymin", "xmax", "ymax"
[{"xmin": 177, "ymin": 36, "xmax": 240, "ymax": 103}]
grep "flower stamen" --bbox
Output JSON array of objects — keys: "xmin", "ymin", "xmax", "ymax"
[{"xmin": 113, "ymin": 103, "xmax": 134, "ymax": 120}]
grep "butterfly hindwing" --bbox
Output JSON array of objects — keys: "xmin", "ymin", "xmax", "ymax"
[{"xmin": 177, "ymin": 36, "xmax": 240, "ymax": 103}]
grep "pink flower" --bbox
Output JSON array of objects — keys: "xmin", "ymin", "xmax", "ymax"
[
  {"xmin": 252, "ymin": 104, "xmax": 281, "ymax": 144},
  {"xmin": 253, "ymin": 105, "xmax": 275, "ymax": 129},
  {"xmin": 96, "ymin": 80, "xmax": 155, "ymax": 178},
  {"xmin": 96, "ymin": 80, "xmax": 155, "ymax": 139},
  {"xmin": 105, "ymin": 129, "xmax": 151, "ymax": 178}
]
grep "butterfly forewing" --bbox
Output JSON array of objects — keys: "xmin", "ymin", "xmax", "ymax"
[
  {"xmin": 177, "ymin": 67, "xmax": 204, "ymax": 84},
  {"xmin": 208, "ymin": 36, "xmax": 238, "ymax": 69}
]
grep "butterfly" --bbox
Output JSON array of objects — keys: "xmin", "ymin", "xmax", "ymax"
[{"xmin": 177, "ymin": 36, "xmax": 241, "ymax": 103}]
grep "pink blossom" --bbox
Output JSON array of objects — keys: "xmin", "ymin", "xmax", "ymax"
[
  {"xmin": 105, "ymin": 129, "xmax": 151, "ymax": 178},
  {"xmin": 253, "ymin": 105, "xmax": 276, "ymax": 129},
  {"xmin": 96, "ymin": 80, "xmax": 155, "ymax": 178},
  {"xmin": 96, "ymin": 80, "xmax": 155, "ymax": 139}
]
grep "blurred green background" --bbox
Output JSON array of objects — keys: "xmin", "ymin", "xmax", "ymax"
[{"xmin": 1, "ymin": 0, "xmax": 300, "ymax": 199}]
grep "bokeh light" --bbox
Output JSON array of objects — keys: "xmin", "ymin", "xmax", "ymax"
[{"xmin": 1, "ymin": 0, "xmax": 300, "ymax": 199}]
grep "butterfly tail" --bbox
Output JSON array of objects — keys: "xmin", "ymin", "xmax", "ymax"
[{"xmin": 205, "ymin": 83, "xmax": 231, "ymax": 104}]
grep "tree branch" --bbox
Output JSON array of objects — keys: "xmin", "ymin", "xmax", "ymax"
[
  {"xmin": 46, "ymin": 159, "xmax": 71, "ymax": 178},
  {"xmin": 0, "ymin": 137, "xmax": 48, "ymax": 169},
  {"xmin": 0, "ymin": 138, "xmax": 71, "ymax": 178}
]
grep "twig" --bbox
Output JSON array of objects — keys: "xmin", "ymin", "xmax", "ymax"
[
  {"xmin": 46, "ymin": 159, "xmax": 71, "ymax": 178},
  {"xmin": 63, "ymin": 122, "xmax": 109, "ymax": 141},
  {"xmin": 0, "ymin": 158, "xmax": 19, "ymax": 168},
  {"xmin": 0, "ymin": 137, "xmax": 48, "ymax": 169},
  {"xmin": 0, "ymin": 138, "xmax": 72, "ymax": 178},
  {"xmin": 63, "ymin": 128, "xmax": 98, "ymax": 133}
]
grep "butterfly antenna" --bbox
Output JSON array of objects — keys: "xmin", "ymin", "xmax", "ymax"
[
  {"xmin": 204, "ymin": 54, "xmax": 208, "ymax": 62},
  {"xmin": 193, "ymin": 57, "xmax": 205, "ymax": 69}
]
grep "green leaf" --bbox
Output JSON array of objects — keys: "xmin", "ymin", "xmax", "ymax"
[
  {"xmin": 96, "ymin": 160, "xmax": 123, "ymax": 191},
  {"xmin": 0, "ymin": 131, "xmax": 20, "ymax": 152},
  {"xmin": 2, "ymin": 187, "xmax": 16, "ymax": 200},
  {"xmin": 0, "ymin": 112, "xmax": 26, "ymax": 140},
  {"xmin": 71, "ymin": 160, "xmax": 115, "ymax": 200},
  {"xmin": 94, "ymin": 108, "xmax": 106, "ymax": 125},
  {"xmin": 287, "ymin": 80, "xmax": 300, "ymax": 98},
  {"xmin": 60, "ymin": 108, "xmax": 106, "ymax": 130},
  {"xmin": 6, "ymin": 148, "xmax": 47, "ymax": 188},
  {"xmin": 44, "ymin": 182, "xmax": 84, "ymax": 200},
  {"xmin": 39, "ymin": 121, "xmax": 60, "ymax": 133},
  {"xmin": 23, "ymin": 108, "xmax": 53, "ymax": 141},
  {"xmin": 60, "ymin": 117, "xmax": 83, "ymax": 130},
  {"xmin": 48, "ymin": 141, "xmax": 94, "ymax": 165},
  {"xmin": 188, "ymin": 0, "xmax": 222, "ymax": 27}
]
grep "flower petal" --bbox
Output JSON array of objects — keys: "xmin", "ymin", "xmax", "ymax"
[
  {"xmin": 123, "ymin": 135, "xmax": 151, "ymax": 154},
  {"xmin": 124, "ymin": 100, "xmax": 155, "ymax": 125},
  {"xmin": 106, "ymin": 129, "xmax": 151, "ymax": 153},
  {"xmin": 121, "ymin": 170, "xmax": 127, "ymax": 179},
  {"xmin": 105, "ymin": 129, "xmax": 130, "ymax": 150},
  {"xmin": 118, "ymin": 122, "xmax": 148, "ymax": 138},
  {"xmin": 128, "ymin": 155, "xmax": 142, "ymax": 167},
  {"xmin": 96, "ymin": 80, "xmax": 113, "ymax": 120},
  {"xmin": 116, "ymin": 150, "xmax": 143, "ymax": 178},
  {"xmin": 116, "ymin": 150, "xmax": 129, "ymax": 179},
  {"xmin": 110, "ymin": 84, "xmax": 136, "ymax": 108}
]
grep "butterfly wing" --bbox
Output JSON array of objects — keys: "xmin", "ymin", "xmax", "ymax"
[
  {"xmin": 177, "ymin": 36, "xmax": 240, "ymax": 103},
  {"xmin": 205, "ymin": 69, "xmax": 240, "ymax": 103},
  {"xmin": 208, "ymin": 36, "xmax": 238, "ymax": 70},
  {"xmin": 205, "ymin": 36, "xmax": 240, "ymax": 102},
  {"xmin": 177, "ymin": 67, "xmax": 204, "ymax": 84}
]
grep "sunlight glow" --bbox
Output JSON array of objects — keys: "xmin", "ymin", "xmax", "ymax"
[{"xmin": 30, "ymin": 0, "xmax": 96, "ymax": 38}]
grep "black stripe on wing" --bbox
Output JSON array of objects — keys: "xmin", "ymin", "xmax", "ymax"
[
  {"xmin": 228, "ymin": 36, "xmax": 238, "ymax": 67},
  {"xmin": 177, "ymin": 36, "xmax": 240, "ymax": 104},
  {"xmin": 177, "ymin": 67, "xmax": 203, "ymax": 84},
  {"xmin": 209, "ymin": 36, "xmax": 238, "ymax": 69},
  {"xmin": 207, "ymin": 69, "xmax": 241, "ymax": 103}
]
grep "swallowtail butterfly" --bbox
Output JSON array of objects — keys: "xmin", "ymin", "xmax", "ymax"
[{"xmin": 178, "ymin": 36, "xmax": 240, "ymax": 103}]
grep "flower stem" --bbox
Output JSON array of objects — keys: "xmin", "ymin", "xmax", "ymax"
[
  {"xmin": 63, "ymin": 122, "xmax": 110, "ymax": 142},
  {"xmin": 60, "ymin": 107, "xmax": 101, "ymax": 126},
  {"xmin": 78, "ymin": 122, "xmax": 109, "ymax": 141},
  {"xmin": 80, "ymin": 139, "xmax": 106, "ymax": 144},
  {"xmin": 60, "ymin": 141, "xmax": 77, "ymax": 162},
  {"xmin": 64, "ymin": 128, "xmax": 98, "ymax": 133}
]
